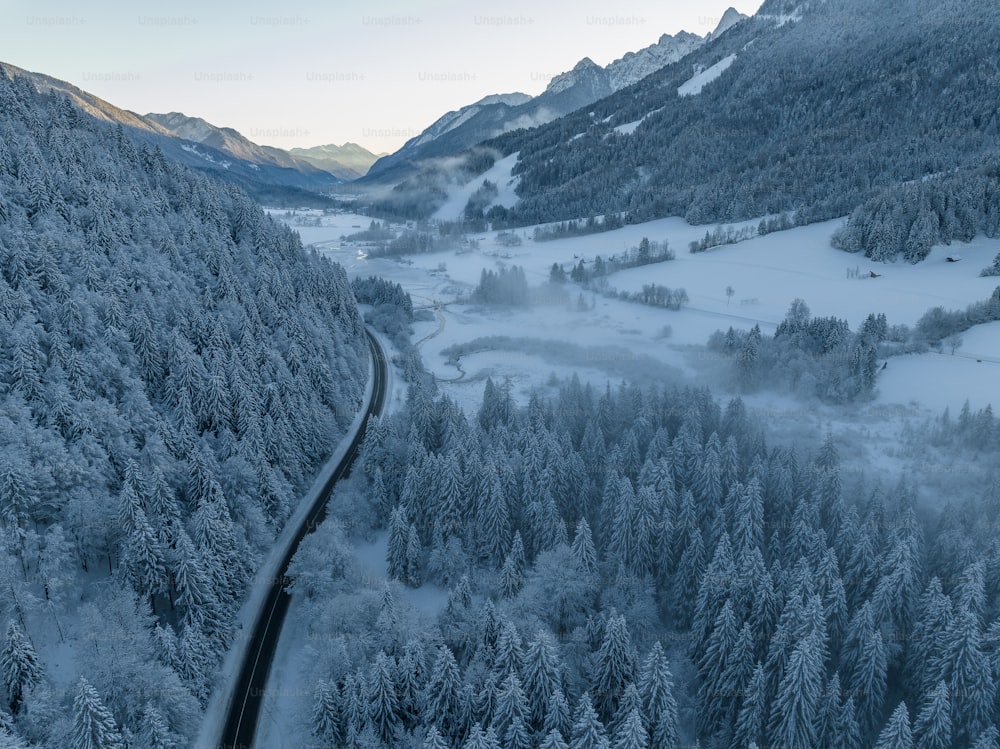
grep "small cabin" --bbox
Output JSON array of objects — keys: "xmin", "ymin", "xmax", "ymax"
[{"xmin": 946, "ymin": 255, "xmax": 962, "ymax": 262}]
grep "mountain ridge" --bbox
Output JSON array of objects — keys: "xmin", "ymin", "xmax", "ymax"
[
  {"xmin": 362, "ymin": 12, "xmax": 745, "ymax": 184},
  {"xmin": 371, "ymin": 0, "xmax": 1000, "ymax": 266},
  {"xmin": 0, "ymin": 62, "xmax": 339, "ymax": 203},
  {"xmin": 147, "ymin": 112, "xmax": 384, "ymax": 180}
]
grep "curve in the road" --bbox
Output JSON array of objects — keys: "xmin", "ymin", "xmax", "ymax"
[{"xmin": 219, "ymin": 329, "xmax": 387, "ymax": 749}]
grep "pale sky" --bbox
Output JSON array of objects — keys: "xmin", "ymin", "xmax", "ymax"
[{"xmin": 2, "ymin": 0, "xmax": 763, "ymax": 153}]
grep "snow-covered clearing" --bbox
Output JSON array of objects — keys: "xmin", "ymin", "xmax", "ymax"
[
  {"xmin": 678, "ymin": 54, "xmax": 736, "ymax": 96},
  {"xmin": 614, "ymin": 119, "xmax": 642, "ymax": 135},
  {"xmin": 432, "ymin": 152, "xmax": 521, "ymax": 221}
]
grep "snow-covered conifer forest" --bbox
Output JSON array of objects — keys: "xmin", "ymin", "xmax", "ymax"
[
  {"xmin": 0, "ymin": 72, "xmax": 367, "ymax": 746},
  {"xmin": 3, "ymin": 0, "xmax": 1000, "ymax": 745},
  {"xmin": 288, "ymin": 353, "xmax": 1000, "ymax": 748}
]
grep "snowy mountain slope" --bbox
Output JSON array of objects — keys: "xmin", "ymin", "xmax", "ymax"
[
  {"xmin": 604, "ymin": 30, "xmax": 703, "ymax": 90},
  {"xmin": 362, "ymin": 12, "xmax": 745, "ymax": 184},
  {"xmin": 461, "ymin": 0, "xmax": 1000, "ymax": 256},
  {"xmin": 432, "ymin": 152, "xmax": 521, "ymax": 221},
  {"xmin": 677, "ymin": 54, "xmax": 737, "ymax": 96}
]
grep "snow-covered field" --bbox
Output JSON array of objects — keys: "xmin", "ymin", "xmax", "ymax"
[{"xmin": 274, "ymin": 209, "xmax": 998, "ymax": 418}]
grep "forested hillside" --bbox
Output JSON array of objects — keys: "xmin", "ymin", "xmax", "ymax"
[
  {"xmin": 293, "ymin": 372, "xmax": 1000, "ymax": 749},
  {"xmin": 372, "ymin": 0, "xmax": 1000, "ymax": 262},
  {"xmin": 486, "ymin": 0, "xmax": 1000, "ymax": 237},
  {"xmin": 0, "ymin": 70, "xmax": 367, "ymax": 746}
]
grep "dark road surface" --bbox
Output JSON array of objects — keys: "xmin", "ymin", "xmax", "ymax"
[{"xmin": 219, "ymin": 330, "xmax": 387, "ymax": 749}]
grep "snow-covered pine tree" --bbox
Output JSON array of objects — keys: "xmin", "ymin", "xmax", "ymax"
[
  {"xmin": 611, "ymin": 708, "xmax": 649, "ymax": 749},
  {"xmin": 312, "ymin": 678, "xmax": 344, "ymax": 746},
  {"xmin": 523, "ymin": 630, "xmax": 564, "ymax": 731},
  {"xmin": 570, "ymin": 517, "xmax": 599, "ymax": 577},
  {"xmin": 840, "ymin": 601, "xmax": 887, "ymax": 738},
  {"xmin": 732, "ymin": 662, "xmax": 766, "ymax": 749},
  {"xmin": 137, "ymin": 702, "xmax": 181, "ymax": 749},
  {"xmin": 768, "ymin": 633, "xmax": 825, "ymax": 749},
  {"xmin": 592, "ymin": 612, "xmax": 638, "ymax": 722},
  {"xmin": 540, "ymin": 728, "xmax": 570, "ymax": 749},
  {"xmin": 0, "ymin": 622, "xmax": 40, "ymax": 715},
  {"xmin": 570, "ymin": 693, "xmax": 610, "ymax": 749},
  {"xmin": 912, "ymin": 680, "xmax": 951, "ymax": 749},
  {"xmin": 874, "ymin": 702, "xmax": 913, "ymax": 749},
  {"xmin": 387, "ymin": 505, "xmax": 409, "ymax": 582},
  {"xmin": 637, "ymin": 642, "xmax": 678, "ymax": 745},
  {"xmin": 492, "ymin": 670, "xmax": 529, "ymax": 742},
  {"xmin": 936, "ymin": 605, "xmax": 994, "ymax": 745},
  {"xmin": 425, "ymin": 646, "xmax": 465, "ymax": 742},
  {"xmin": 368, "ymin": 650, "xmax": 400, "ymax": 744},
  {"xmin": 544, "ymin": 688, "xmax": 572, "ymax": 741},
  {"xmin": 697, "ymin": 599, "xmax": 739, "ymax": 735},
  {"xmin": 71, "ymin": 677, "xmax": 124, "ymax": 749},
  {"xmin": 424, "ymin": 724, "xmax": 450, "ymax": 749},
  {"xmin": 492, "ymin": 622, "xmax": 524, "ymax": 680}
]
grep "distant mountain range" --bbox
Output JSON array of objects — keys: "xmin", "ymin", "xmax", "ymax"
[
  {"xmin": 0, "ymin": 63, "xmax": 385, "ymax": 206},
  {"xmin": 363, "ymin": 8, "xmax": 746, "ymax": 184},
  {"xmin": 288, "ymin": 142, "xmax": 387, "ymax": 181},
  {"xmin": 145, "ymin": 112, "xmax": 384, "ymax": 181},
  {"xmin": 0, "ymin": 62, "xmax": 343, "ymax": 204}
]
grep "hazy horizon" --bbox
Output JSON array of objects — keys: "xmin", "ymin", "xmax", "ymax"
[{"xmin": 2, "ymin": 0, "xmax": 762, "ymax": 153}]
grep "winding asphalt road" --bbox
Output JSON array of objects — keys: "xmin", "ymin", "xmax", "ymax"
[{"xmin": 219, "ymin": 330, "xmax": 387, "ymax": 749}]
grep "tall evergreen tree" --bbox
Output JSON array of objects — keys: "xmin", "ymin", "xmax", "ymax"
[
  {"xmin": 570, "ymin": 693, "xmax": 610, "ymax": 749},
  {"xmin": 425, "ymin": 646, "xmax": 465, "ymax": 742},
  {"xmin": 492, "ymin": 671, "xmax": 529, "ymax": 743},
  {"xmin": 523, "ymin": 630, "xmax": 564, "ymax": 731},
  {"xmin": 768, "ymin": 634, "xmax": 825, "ymax": 749},
  {"xmin": 571, "ymin": 518, "xmax": 599, "ymax": 576},
  {"xmin": 637, "ymin": 642, "xmax": 678, "ymax": 746},
  {"xmin": 387, "ymin": 505, "xmax": 409, "ymax": 582},
  {"xmin": 841, "ymin": 602, "xmax": 887, "ymax": 738},
  {"xmin": 732, "ymin": 663, "xmax": 765, "ymax": 749},
  {"xmin": 697, "ymin": 600, "xmax": 739, "ymax": 735},
  {"xmin": 368, "ymin": 650, "xmax": 400, "ymax": 744},
  {"xmin": 912, "ymin": 681, "xmax": 951, "ymax": 749},
  {"xmin": 611, "ymin": 708, "xmax": 649, "ymax": 749},
  {"xmin": 312, "ymin": 678, "xmax": 344, "ymax": 747},
  {"xmin": 593, "ymin": 613, "xmax": 638, "ymax": 721},
  {"xmin": 0, "ymin": 622, "xmax": 40, "ymax": 715},
  {"xmin": 492, "ymin": 622, "xmax": 524, "ymax": 679},
  {"xmin": 71, "ymin": 677, "xmax": 124, "ymax": 749},
  {"xmin": 137, "ymin": 701, "xmax": 180, "ymax": 749},
  {"xmin": 544, "ymin": 688, "xmax": 572, "ymax": 742},
  {"xmin": 874, "ymin": 702, "xmax": 913, "ymax": 749},
  {"xmin": 937, "ymin": 606, "xmax": 994, "ymax": 745},
  {"xmin": 833, "ymin": 697, "xmax": 863, "ymax": 749}
]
